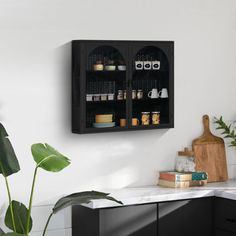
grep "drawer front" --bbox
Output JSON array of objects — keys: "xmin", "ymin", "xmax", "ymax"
[
  {"xmin": 215, "ymin": 229, "xmax": 236, "ymax": 236},
  {"xmin": 100, "ymin": 204, "xmax": 158, "ymax": 236},
  {"xmin": 158, "ymin": 198, "xmax": 213, "ymax": 236},
  {"xmin": 215, "ymin": 198, "xmax": 236, "ymax": 233}
]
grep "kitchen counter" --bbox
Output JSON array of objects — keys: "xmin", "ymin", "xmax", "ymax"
[{"xmin": 84, "ymin": 180, "xmax": 236, "ymax": 209}]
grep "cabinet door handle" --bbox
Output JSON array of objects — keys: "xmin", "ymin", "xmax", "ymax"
[{"xmin": 226, "ymin": 218, "xmax": 236, "ymax": 223}]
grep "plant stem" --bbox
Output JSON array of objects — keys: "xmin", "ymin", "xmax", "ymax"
[
  {"xmin": 42, "ymin": 212, "xmax": 53, "ymax": 236},
  {"xmin": 26, "ymin": 167, "xmax": 38, "ymax": 235},
  {"xmin": 4, "ymin": 176, "xmax": 16, "ymax": 232}
]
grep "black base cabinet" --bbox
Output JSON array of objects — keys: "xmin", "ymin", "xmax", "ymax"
[
  {"xmin": 214, "ymin": 197, "xmax": 236, "ymax": 236},
  {"xmin": 215, "ymin": 229, "xmax": 236, "ymax": 236},
  {"xmin": 72, "ymin": 204, "xmax": 158, "ymax": 236},
  {"xmin": 72, "ymin": 198, "xmax": 214, "ymax": 236},
  {"xmin": 158, "ymin": 198, "xmax": 213, "ymax": 236}
]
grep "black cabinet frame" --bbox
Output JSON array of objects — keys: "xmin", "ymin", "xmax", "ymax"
[{"xmin": 72, "ymin": 40, "xmax": 174, "ymax": 134}]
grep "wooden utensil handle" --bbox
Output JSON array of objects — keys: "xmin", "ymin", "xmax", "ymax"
[{"xmin": 203, "ymin": 114, "xmax": 212, "ymax": 135}]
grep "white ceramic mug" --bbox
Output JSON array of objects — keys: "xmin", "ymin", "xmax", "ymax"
[
  {"xmin": 159, "ymin": 88, "xmax": 168, "ymax": 98},
  {"xmin": 148, "ymin": 88, "xmax": 159, "ymax": 99},
  {"xmin": 152, "ymin": 61, "xmax": 161, "ymax": 70}
]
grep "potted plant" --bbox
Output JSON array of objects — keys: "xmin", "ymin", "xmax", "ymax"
[
  {"xmin": 214, "ymin": 116, "xmax": 236, "ymax": 147},
  {"xmin": 0, "ymin": 123, "xmax": 122, "ymax": 236}
]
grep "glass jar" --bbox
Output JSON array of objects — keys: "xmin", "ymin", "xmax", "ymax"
[
  {"xmin": 152, "ymin": 111, "xmax": 160, "ymax": 125},
  {"xmin": 137, "ymin": 90, "xmax": 143, "ymax": 100},
  {"xmin": 132, "ymin": 90, "xmax": 137, "ymax": 100},
  {"xmin": 117, "ymin": 90, "xmax": 123, "ymax": 100},
  {"xmin": 141, "ymin": 112, "xmax": 150, "ymax": 125}
]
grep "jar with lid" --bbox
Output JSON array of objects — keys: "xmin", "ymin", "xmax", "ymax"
[
  {"xmin": 123, "ymin": 90, "xmax": 127, "ymax": 100},
  {"xmin": 152, "ymin": 111, "xmax": 160, "ymax": 125},
  {"xmin": 117, "ymin": 90, "xmax": 123, "ymax": 100},
  {"xmin": 137, "ymin": 90, "xmax": 143, "ymax": 100},
  {"xmin": 141, "ymin": 112, "xmax": 150, "ymax": 125}
]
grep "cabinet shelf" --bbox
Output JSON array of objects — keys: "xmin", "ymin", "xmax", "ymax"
[
  {"xmin": 83, "ymin": 123, "xmax": 171, "ymax": 134},
  {"xmin": 72, "ymin": 40, "xmax": 174, "ymax": 134},
  {"xmin": 86, "ymin": 98, "xmax": 168, "ymax": 104}
]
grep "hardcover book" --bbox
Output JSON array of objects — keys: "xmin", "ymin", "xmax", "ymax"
[
  {"xmin": 158, "ymin": 179, "xmax": 207, "ymax": 188},
  {"xmin": 159, "ymin": 171, "xmax": 208, "ymax": 182},
  {"xmin": 159, "ymin": 171, "xmax": 192, "ymax": 182},
  {"xmin": 158, "ymin": 179, "xmax": 189, "ymax": 188}
]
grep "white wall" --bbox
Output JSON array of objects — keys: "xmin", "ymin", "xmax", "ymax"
[{"xmin": 1, "ymin": 0, "xmax": 236, "ymax": 234}]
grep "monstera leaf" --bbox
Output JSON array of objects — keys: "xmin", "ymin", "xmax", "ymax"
[
  {"xmin": 31, "ymin": 143, "xmax": 70, "ymax": 172},
  {"xmin": 0, "ymin": 123, "xmax": 20, "ymax": 176},
  {"xmin": 0, "ymin": 228, "xmax": 4, "ymax": 235},
  {"xmin": 53, "ymin": 191, "xmax": 123, "ymax": 213},
  {"xmin": 3, "ymin": 234, "xmax": 26, "ymax": 236},
  {"xmin": 5, "ymin": 201, "xmax": 32, "ymax": 234}
]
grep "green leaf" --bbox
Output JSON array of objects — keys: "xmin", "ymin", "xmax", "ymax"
[
  {"xmin": 0, "ymin": 123, "xmax": 20, "ymax": 177},
  {"xmin": 53, "ymin": 191, "xmax": 123, "ymax": 214},
  {"xmin": 31, "ymin": 143, "xmax": 70, "ymax": 172},
  {"xmin": 0, "ymin": 228, "xmax": 4, "ymax": 235},
  {"xmin": 3, "ymin": 233, "xmax": 26, "ymax": 236},
  {"xmin": 231, "ymin": 140, "xmax": 236, "ymax": 146},
  {"xmin": 5, "ymin": 201, "xmax": 32, "ymax": 234}
]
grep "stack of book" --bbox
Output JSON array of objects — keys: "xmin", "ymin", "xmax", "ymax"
[{"xmin": 158, "ymin": 171, "xmax": 208, "ymax": 188}]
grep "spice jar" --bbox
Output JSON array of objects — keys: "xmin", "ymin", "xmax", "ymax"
[
  {"xmin": 100, "ymin": 94, "xmax": 107, "ymax": 101},
  {"xmin": 117, "ymin": 90, "xmax": 123, "ymax": 100},
  {"xmin": 93, "ymin": 94, "xmax": 100, "ymax": 101},
  {"xmin": 141, "ymin": 112, "xmax": 150, "ymax": 125},
  {"xmin": 123, "ymin": 90, "xmax": 127, "ymax": 100},
  {"xmin": 132, "ymin": 90, "xmax": 137, "ymax": 99},
  {"xmin": 137, "ymin": 90, "xmax": 143, "ymax": 100},
  {"xmin": 152, "ymin": 111, "xmax": 160, "ymax": 125}
]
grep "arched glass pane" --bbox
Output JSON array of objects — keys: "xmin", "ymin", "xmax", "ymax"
[
  {"xmin": 86, "ymin": 46, "xmax": 127, "ymax": 130},
  {"xmin": 132, "ymin": 46, "xmax": 170, "ymax": 127}
]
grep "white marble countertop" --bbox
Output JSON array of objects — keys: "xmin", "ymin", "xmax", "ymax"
[{"xmin": 84, "ymin": 180, "xmax": 236, "ymax": 209}]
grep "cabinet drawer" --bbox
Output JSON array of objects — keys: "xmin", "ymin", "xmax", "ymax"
[
  {"xmin": 215, "ymin": 198, "xmax": 236, "ymax": 233},
  {"xmin": 158, "ymin": 198, "xmax": 213, "ymax": 236},
  {"xmin": 73, "ymin": 204, "xmax": 158, "ymax": 236},
  {"xmin": 215, "ymin": 229, "xmax": 236, "ymax": 236}
]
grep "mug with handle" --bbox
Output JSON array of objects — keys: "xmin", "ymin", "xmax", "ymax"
[
  {"xmin": 120, "ymin": 118, "xmax": 126, "ymax": 127},
  {"xmin": 132, "ymin": 118, "xmax": 139, "ymax": 126},
  {"xmin": 148, "ymin": 88, "xmax": 159, "ymax": 99},
  {"xmin": 159, "ymin": 88, "xmax": 168, "ymax": 98}
]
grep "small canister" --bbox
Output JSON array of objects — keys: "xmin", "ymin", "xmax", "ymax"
[
  {"xmin": 152, "ymin": 111, "xmax": 160, "ymax": 125},
  {"xmin": 132, "ymin": 90, "xmax": 137, "ymax": 99},
  {"xmin": 93, "ymin": 94, "xmax": 100, "ymax": 101},
  {"xmin": 137, "ymin": 90, "xmax": 143, "ymax": 100},
  {"xmin": 100, "ymin": 94, "xmax": 107, "ymax": 101},
  {"xmin": 141, "ymin": 112, "xmax": 150, "ymax": 125},
  {"xmin": 117, "ymin": 90, "xmax": 123, "ymax": 100},
  {"xmin": 123, "ymin": 90, "xmax": 127, "ymax": 100}
]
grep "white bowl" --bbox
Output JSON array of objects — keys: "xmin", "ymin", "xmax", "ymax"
[
  {"xmin": 105, "ymin": 65, "xmax": 116, "ymax": 71},
  {"xmin": 118, "ymin": 65, "xmax": 126, "ymax": 71}
]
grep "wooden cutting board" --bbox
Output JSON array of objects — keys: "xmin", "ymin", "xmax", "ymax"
[{"xmin": 192, "ymin": 115, "xmax": 228, "ymax": 182}]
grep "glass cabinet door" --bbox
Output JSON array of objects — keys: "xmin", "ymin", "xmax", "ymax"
[
  {"xmin": 84, "ymin": 44, "xmax": 128, "ymax": 131},
  {"xmin": 130, "ymin": 44, "xmax": 172, "ymax": 129}
]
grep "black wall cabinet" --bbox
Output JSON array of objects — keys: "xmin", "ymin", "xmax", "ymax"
[{"xmin": 72, "ymin": 40, "xmax": 174, "ymax": 134}]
